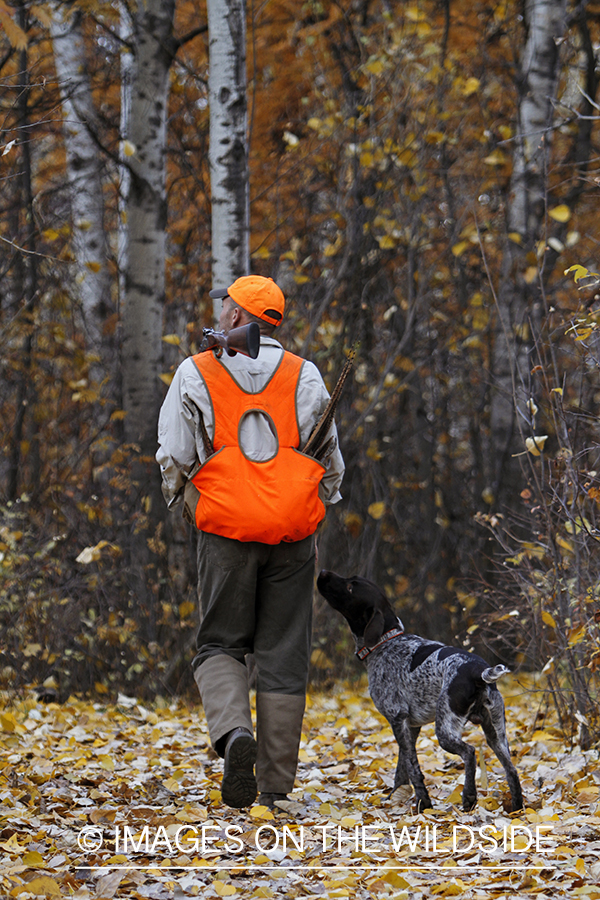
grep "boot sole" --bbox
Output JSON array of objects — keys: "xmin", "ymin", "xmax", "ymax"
[{"xmin": 222, "ymin": 734, "xmax": 257, "ymax": 808}]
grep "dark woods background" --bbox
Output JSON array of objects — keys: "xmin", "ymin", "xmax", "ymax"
[{"xmin": 1, "ymin": 0, "xmax": 599, "ymax": 745}]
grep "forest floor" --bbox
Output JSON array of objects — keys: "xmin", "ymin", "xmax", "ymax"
[{"xmin": 1, "ymin": 674, "xmax": 599, "ymax": 899}]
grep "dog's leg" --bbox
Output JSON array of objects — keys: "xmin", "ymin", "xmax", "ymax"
[
  {"xmin": 390, "ymin": 715, "xmax": 432, "ymax": 811},
  {"xmin": 479, "ymin": 695, "xmax": 524, "ymax": 812},
  {"xmin": 435, "ymin": 699, "xmax": 477, "ymax": 811},
  {"xmin": 388, "ymin": 725, "xmax": 420, "ymax": 794}
]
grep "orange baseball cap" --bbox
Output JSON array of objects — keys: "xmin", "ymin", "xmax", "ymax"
[{"xmin": 210, "ymin": 275, "xmax": 285, "ymax": 327}]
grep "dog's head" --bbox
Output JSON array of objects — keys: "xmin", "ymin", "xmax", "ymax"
[{"xmin": 317, "ymin": 570, "xmax": 404, "ymax": 650}]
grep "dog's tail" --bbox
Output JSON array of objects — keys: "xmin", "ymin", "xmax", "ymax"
[{"xmin": 481, "ymin": 664, "xmax": 510, "ymax": 684}]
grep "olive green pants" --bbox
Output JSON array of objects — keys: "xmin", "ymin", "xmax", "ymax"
[{"xmin": 193, "ymin": 531, "xmax": 315, "ymax": 793}]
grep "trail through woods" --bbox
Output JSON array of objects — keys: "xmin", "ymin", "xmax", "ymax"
[{"xmin": 1, "ymin": 676, "xmax": 599, "ymax": 898}]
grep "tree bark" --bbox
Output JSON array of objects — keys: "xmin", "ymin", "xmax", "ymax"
[
  {"xmin": 118, "ymin": 2, "xmax": 133, "ymax": 311},
  {"xmin": 8, "ymin": 4, "xmax": 39, "ymax": 501},
  {"xmin": 122, "ymin": 0, "xmax": 174, "ymax": 458},
  {"xmin": 50, "ymin": 1, "xmax": 111, "ymax": 349},
  {"xmin": 207, "ymin": 0, "xmax": 249, "ymax": 313},
  {"xmin": 121, "ymin": 0, "xmax": 175, "ymax": 641},
  {"xmin": 490, "ymin": 0, "xmax": 567, "ymax": 503}
]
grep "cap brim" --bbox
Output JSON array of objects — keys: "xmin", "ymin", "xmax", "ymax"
[{"xmin": 209, "ymin": 288, "xmax": 229, "ymax": 299}]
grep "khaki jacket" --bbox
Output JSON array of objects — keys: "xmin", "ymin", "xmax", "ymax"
[{"xmin": 156, "ymin": 336, "xmax": 345, "ymax": 513}]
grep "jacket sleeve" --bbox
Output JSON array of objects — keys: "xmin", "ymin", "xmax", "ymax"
[
  {"xmin": 296, "ymin": 361, "xmax": 345, "ymax": 506},
  {"xmin": 156, "ymin": 359, "xmax": 213, "ymax": 509}
]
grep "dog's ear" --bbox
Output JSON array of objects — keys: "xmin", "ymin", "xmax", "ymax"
[{"xmin": 363, "ymin": 608, "xmax": 385, "ymax": 648}]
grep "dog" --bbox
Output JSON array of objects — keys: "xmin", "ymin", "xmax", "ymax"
[{"xmin": 317, "ymin": 570, "xmax": 523, "ymax": 813}]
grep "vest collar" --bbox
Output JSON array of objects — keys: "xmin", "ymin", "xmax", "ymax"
[{"xmin": 356, "ymin": 619, "xmax": 404, "ymax": 661}]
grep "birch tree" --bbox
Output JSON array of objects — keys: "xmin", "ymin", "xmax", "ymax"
[
  {"xmin": 50, "ymin": 1, "xmax": 111, "ymax": 349},
  {"xmin": 207, "ymin": 0, "xmax": 249, "ymax": 313},
  {"xmin": 121, "ymin": 0, "xmax": 174, "ymax": 461},
  {"xmin": 489, "ymin": 0, "xmax": 568, "ymax": 502},
  {"xmin": 118, "ymin": 2, "xmax": 133, "ymax": 308},
  {"xmin": 119, "ymin": 0, "xmax": 175, "ymax": 634}
]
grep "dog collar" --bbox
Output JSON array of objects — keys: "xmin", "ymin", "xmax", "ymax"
[{"xmin": 356, "ymin": 621, "xmax": 404, "ymax": 661}]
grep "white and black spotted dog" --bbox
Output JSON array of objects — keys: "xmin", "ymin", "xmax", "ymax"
[{"xmin": 317, "ymin": 570, "xmax": 523, "ymax": 813}]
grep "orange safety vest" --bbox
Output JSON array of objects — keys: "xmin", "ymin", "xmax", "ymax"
[{"xmin": 189, "ymin": 349, "xmax": 326, "ymax": 544}]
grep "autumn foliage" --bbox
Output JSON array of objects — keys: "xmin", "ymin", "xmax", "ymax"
[{"xmin": 0, "ymin": 0, "xmax": 599, "ymax": 745}]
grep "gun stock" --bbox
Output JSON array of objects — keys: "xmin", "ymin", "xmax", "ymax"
[{"xmin": 199, "ymin": 323, "xmax": 260, "ymax": 359}]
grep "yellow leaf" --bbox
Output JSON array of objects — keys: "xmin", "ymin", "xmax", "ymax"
[
  {"xmin": 523, "ymin": 266, "xmax": 538, "ymax": 284},
  {"xmin": 11, "ymin": 876, "xmax": 61, "ymax": 896},
  {"xmin": 162, "ymin": 334, "xmax": 181, "ymax": 345},
  {"xmin": 425, "ymin": 131, "xmax": 445, "ymax": 144},
  {"xmin": 123, "ymin": 140, "xmax": 136, "ymax": 157},
  {"xmin": 99, "ymin": 754, "xmax": 115, "ymax": 771},
  {"xmin": 179, "ymin": 600, "xmax": 195, "ymax": 619},
  {"xmin": 365, "ymin": 58, "xmax": 385, "ymax": 76},
  {"xmin": 75, "ymin": 540, "xmax": 108, "ymax": 565},
  {"xmin": 31, "ymin": 5, "xmax": 53, "ymax": 27},
  {"xmin": 252, "ymin": 245, "xmax": 271, "ymax": 259},
  {"xmin": 2, "ymin": 833, "xmax": 24, "ymax": 852},
  {"xmin": 462, "ymin": 77, "xmax": 480, "ymax": 96},
  {"xmin": 541, "ymin": 610, "xmax": 557, "ymax": 628},
  {"xmin": 483, "ymin": 149, "xmax": 507, "ymax": 166},
  {"xmin": 368, "ymin": 501, "xmax": 386, "ymax": 520},
  {"xmin": 43, "ymin": 229, "xmax": 60, "ymax": 241},
  {"xmin": 85, "ymin": 261, "xmax": 102, "ymax": 273},
  {"xmin": 565, "ymin": 264, "xmax": 589, "ymax": 282},
  {"xmin": 311, "ymin": 648, "xmax": 333, "ymax": 669},
  {"xmin": 250, "ymin": 805, "xmax": 274, "ymax": 820},
  {"xmin": 377, "ymin": 234, "xmax": 396, "ymax": 249},
  {"xmin": 22, "ymin": 851, "xmax": 45, "ymax": 867},
  {"xmin": 555, "ymin": 534, "xmax": 573, "ymax": 554},
  {"xmin": 451, "ymin": 241, "xmax": 469, "ymax": 257},
  {"xmin": 0, "ymin": 5, "xmax": 28, "ymax": 49},
  {"xmin": 568, "ymin": 624, "xmax": 587, "ymax": 647},
  {"xmin": 1, "ymin": 712, "xmax": 18, "ymax": 733},
  {"xmin": 525, "ymin": 435, "xmax": 548, "ymax": 455},
  {"xmin": 214, "ymin": 884, "xmax": 236, "ymax": 897},
  {"xmin": 549, "ymin": 204, "xmax": 571, "ymax": 222},
  {"xmin": 159, "ymin": 372, "xmax": 175, "ymax": 386},
  {"xmin": 508, "ymin": 232, "xmax": 523, "ymax": 244}
]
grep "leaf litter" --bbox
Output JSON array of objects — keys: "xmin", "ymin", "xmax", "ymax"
[{"xmin": 1, "ymin": 675, "xmax": 599, "ymax": 899}]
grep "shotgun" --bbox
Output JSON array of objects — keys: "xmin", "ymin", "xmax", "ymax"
[
  {"xmin": 198, "ymin": 322, "xmax": 260, "ymax": 359},
  {"xmin": 303, "ymin": 344, "xmax": 357, "ymax": 460}
]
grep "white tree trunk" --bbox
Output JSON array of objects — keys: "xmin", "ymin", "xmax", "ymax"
[
  {"xmin": 508, "ymin": 0, "xmax": 568, "ymax": 237},
  {"xmin": 207, "ymin": 0, "xmax": 249, "ymax": 315},
  {"xmin": 489, "ymin": 0, "xmax": 567, "ymax": 500},
  {"xmin": 122, "ymin": 0, "xmax": 174, "ymax": 455},
  {"xmin": 118, "ymin": 2, "xmax": 134, "ymax": 309},
  {"xmin": 50, "ymin": 2, "xmax": 111, "ymax": 348}
]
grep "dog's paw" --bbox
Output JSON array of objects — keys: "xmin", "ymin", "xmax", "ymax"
[
  {"xmin": 462, "ymin": 794, "xmax": 477, "ymax": 812},
  {"xmin": 415, "ymin": 794, "xmax": 433, "ymax": 813}
]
